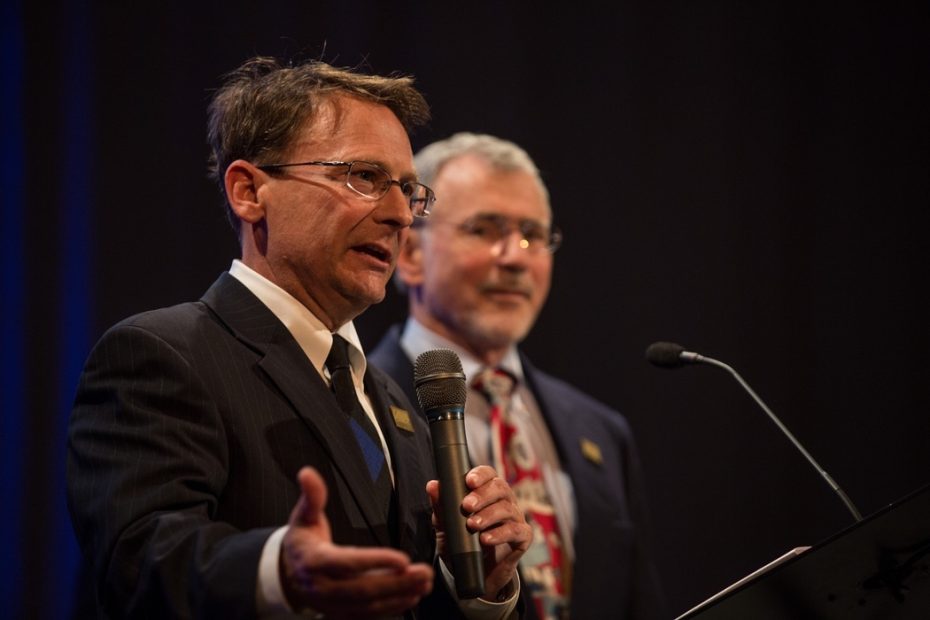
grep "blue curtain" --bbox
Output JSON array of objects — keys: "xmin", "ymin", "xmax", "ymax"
[
  {"xmin": 56, "ymin": 0, "xmax": 93, "ymax": 615},
  {"xmin": 2, "ymin": 1, "xmax": 89, "ymax": 616},
  {"xmin": 1, "ymin": 0, "xmax": 27, "ymax": 612}
]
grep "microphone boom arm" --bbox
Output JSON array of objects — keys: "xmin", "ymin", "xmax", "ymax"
[{"xmin": 696, "ymin": 353, "xmax": 864, "ymax": 522}]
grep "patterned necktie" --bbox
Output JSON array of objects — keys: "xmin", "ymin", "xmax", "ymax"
[
  {"xmin": 473, "ymin": 367, "xmax": 568, "ymax": 620},
  {"xmin": 326, "ymin": 335, "xmax": 393, "ymax": 518}
]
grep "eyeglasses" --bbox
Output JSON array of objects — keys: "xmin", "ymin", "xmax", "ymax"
[
  {"xmin": 256, "ymin": 160, "xmax": 435, "ymax": 218},
  {"xmin": 437, "ymin": 213, "xmax": 562, "ymax": 254}
]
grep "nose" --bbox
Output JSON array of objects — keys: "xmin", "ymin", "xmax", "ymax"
[
  {"xmin": 492, "ymin": 230, "xmax": 532, "ymax": 266},
  {"xmin": 374, "ymin": 183, "xmax": 415, "ymax": 228}
]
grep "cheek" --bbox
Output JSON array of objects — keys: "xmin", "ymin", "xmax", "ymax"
[
  {"xmin": 423, "ymin": 258, "xmax": 478, "ymax": 306},
  {"xmin": 532, "ymin": 263, "xmax": 553, "ymax": 298},
  {"xmin": 429, "ymin": 250, "xmax": 486, "ymax": 284}
]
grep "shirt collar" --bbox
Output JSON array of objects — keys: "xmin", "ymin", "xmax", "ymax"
[
  {"xmin": 228, "ymin": 259, "xmax": 367, "ymax": 380},
  {"xmin": 399, "ymin": 317, "xmax": 524, "ymax": 386}
]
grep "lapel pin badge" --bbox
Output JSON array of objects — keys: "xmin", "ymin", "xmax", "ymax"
[
  {"xmin": 390, "ymin": 406, "xmax": 415, "ymax": 433},
  {"xmin": 580, "ymin": 437, "xmax": 603, "ymax": 465}
]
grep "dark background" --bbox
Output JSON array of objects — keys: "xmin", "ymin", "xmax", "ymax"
[{"xmin": 3, "ymin": 2, "xmax": 928, "ymax": 618}]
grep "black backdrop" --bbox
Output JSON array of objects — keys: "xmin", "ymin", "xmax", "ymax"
[{"xmin": 5, "ymin": 2, "xmax": 928, "ymax": 618}]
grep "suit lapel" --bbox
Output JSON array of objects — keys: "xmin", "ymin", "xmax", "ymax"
[
  {"xmin": 520, "ymin": 356, "xmax": 581, "ymax": 469},
  {"xmin": 373, "ymin": 325, "xmax": 421, "ymax": 409},
  {"xmin": 364, "ymin": 368, "xmax": 431, "ymax": 551},
  {"xmin": 201, "ymin": 273, "xmax": 391, "ymax": 546}
]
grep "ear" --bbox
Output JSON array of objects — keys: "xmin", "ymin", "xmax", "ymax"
[
  {"xmin": 224, "ymin": 159, "xmax": 267, "ymax": 225},
  {"xmin": 395, "ymin": 227, "xmax": 425, "ymax": 288}
]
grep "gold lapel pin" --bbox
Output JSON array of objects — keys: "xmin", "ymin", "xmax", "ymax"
[
  {"xmin": 580, "ymin": 438, "xmax": 603, "ymax": 465},
  {"xmin": 390, "ymin": 406, "xmax": 415, "ymax": 433}
]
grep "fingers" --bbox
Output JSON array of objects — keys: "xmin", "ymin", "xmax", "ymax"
[
  {"xmin": 291, "ymin": 561, "xmax": 434, "ymax": 618},
  {"xmin": 458, "ymin": 466, "xmax": 533, "ymax": 597},
  {"xmin": 283, "ymin": 467, "xmax": 431, "ymax": 614},
  {"xmin": 468, "ymin": 505, "xmax": 531, "ymax": 548},
  {"xmin": 283, "ymin": 528, "xmax": 430, "ymax": 614},
  {"xmin": 464, "ymin": 465, "xmax": 497, "ymax": 491},
  {"xmin": 289, "ymin": 466, "xmax": 328, "ymax": 528},
  {"xmin": 425, "ymin": 479, "xmax": 440, "ymax": 512},
  {"xmin": 306, "ymin": 562, "xmax": 434, "ymax": 617},
  {"xmin": 462, "ymin": 468, "xmax": 515, "ymax": 515},
  {"xmin": 436, "ymin": 466, "xmax": 529, "ymax": 542},
  {"xmin": 301, "ymin": 541, "xmax": 415, "ymax": 578}
]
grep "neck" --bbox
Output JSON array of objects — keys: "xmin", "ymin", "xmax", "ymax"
[
  {"xmin": 239, "ymin": 254, "xmax": 360, "ymax": 332},
  {"xmin": 409, "ymin": 310, "xmax": 510, "ymax": 368}
]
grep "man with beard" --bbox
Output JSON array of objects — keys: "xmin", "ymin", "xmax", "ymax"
[{"xmin": 370, "ymin": 133, "xmax": 665, "ymax": 620}]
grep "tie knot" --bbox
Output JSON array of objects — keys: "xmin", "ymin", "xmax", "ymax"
[
  {"xmin": 326, "ymin": 334, "xmax": 352, "ymax": 372},
  {"xmin": 472, "ymin": 367, "xmax": 516, "ymax": 405}
]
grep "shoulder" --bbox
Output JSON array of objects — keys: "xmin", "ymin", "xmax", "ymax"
[
  {"xmin": 367, "ymin": 325, "xmax": 417, "ymax": 400},
  {"xmin": 367, "ymin": 324, "xmax": 407, "ymax": 371},
  {"xmin": 94, "ymin": 301, "xmax": 222, "ymax": 356},
  {"xmin": 367, "ymin": 363, "xmax": 417, "ymax": 415},
  {"xmin": 94, "ymin": 273, "xmax": 252, "ymax": 354},
  {"xmin": 524, "ymin": 358, "xmax": 635, "ymax": 437}
]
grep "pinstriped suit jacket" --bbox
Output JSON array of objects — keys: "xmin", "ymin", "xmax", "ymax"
[{"xmin": 67, "ymin": 273, "xmax": 452, "ymax": 619}]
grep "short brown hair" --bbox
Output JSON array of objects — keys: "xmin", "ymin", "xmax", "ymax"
[{"xmin": 207, "ymin": 56, "xmax": 430, "ymax": 233}]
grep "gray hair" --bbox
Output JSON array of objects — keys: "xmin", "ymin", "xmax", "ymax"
[{"xmin": 413, "ymin": 132, "xmax": 549, "ymax": 205}]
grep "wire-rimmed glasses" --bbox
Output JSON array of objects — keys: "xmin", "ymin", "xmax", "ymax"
[
  {"xmin": 434, "ymin": 213, "xmax": 562, "ymax": 254},
  {"xmin": 257, "ymin": 160, "xmax": 435, "ymax": 217}
]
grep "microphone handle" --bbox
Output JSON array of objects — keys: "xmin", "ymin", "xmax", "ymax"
[
  {"xmin": 696, "ymin": 353, "xmax": 864, "ymax": 522},
  {"xmin": 427, "ymin": 407, "xmax": 485, "ymax": 598}
]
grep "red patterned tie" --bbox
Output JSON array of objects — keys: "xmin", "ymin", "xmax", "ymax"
[{"xmin": 473, "ymin": 368, "xmax": 567, "ymax": 620}]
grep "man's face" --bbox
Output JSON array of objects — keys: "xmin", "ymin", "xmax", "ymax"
[
  {"xmin": 255, "ymin": 95, "xmax": 416, "ymax": 327},
  {"xmin": 405, "ymin": 155, "xmax": 553, "ymax": 358}
]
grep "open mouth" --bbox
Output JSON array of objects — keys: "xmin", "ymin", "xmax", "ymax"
[{"xmin": 354, "ymin": 244, "xmax": 391, "ymax": 263}]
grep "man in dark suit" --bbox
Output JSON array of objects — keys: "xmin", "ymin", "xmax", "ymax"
[
  {"xmin": 369, "ymin": 133, "xmax": 665, "ymax": 620},
  {"xmin": 67, "ymin": 59, "xmax": 530, "ymax": 619}
]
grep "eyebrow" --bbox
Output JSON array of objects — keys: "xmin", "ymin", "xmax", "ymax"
[
  {"xmin": 355, "ymin": 157, "xmax": 420, "ymax": 183},
  {"xmin": 468, "ymin": 213, "xmax": 550, "ymax": 226}
]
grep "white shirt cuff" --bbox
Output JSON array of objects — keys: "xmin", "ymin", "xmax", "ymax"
[
  {"xmin": 256, "ymin": 526, "xmax": 291, "ymax": 615},
  {"xmin": 439, "ymin": 557, "xmax": 520, "ymax": 620}
]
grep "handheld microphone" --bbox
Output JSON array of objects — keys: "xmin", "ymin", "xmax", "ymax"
[
  {"xmin": 646, "ymin": 341, "xmax": 863, "ymax": 522},
  {"xmin": 413, "ymin": 349, "xmax": 485, "ymax": 598}
]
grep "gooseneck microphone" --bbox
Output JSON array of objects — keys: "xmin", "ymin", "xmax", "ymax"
[
  {"xmin": 646, "ymin": 341, "xmax": 863, "ymax": 522},
  {"xmin": 413, "ymin": 349, "xmax": 485, "ymax": 598}
]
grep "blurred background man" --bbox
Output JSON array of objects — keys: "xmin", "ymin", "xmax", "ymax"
[{"xmin": 370, "ymin": 133, "xmax": 666, "ymax": 620}]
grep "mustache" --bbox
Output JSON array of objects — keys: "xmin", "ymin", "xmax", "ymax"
[{"xmin": 477, "ymin": 279, "xmax": 533, "ymax": 297}]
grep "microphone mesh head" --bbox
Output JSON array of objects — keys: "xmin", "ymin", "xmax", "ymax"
[
  {"xmin": 645, "ymin": 341, "xmax": 686, "ymax": 368},
  {"xmin": 413, "ymin": 349, "xmax": 467, "ymax": 410}
]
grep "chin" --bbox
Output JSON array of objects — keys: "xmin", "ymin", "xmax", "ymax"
[
  {"xmin": 466, "ymin": 319, "xmax": 533, "ymax": 351},
  {"xmin": 342, "ymin": 285, "xmax": 387, "ymax": 311}
]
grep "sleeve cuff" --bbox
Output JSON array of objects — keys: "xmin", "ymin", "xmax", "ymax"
[
  {"xmin": 256, "ymin": 526, "xmax": 291, "ymax": 615},
  {"xmin": 439, "ymin": 557, "xmax": 521, "ymax": 620}
]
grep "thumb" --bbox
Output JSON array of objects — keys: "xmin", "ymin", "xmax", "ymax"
[{"xmin": 290, "ymin": 466, "xmax": 328, "ymax": 528}]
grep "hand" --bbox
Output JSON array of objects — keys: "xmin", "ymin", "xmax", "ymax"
[
  {"xmin": 281, "ymin": 467, "xmax": 434, "ymax": 618},
  {"xmin": 427, "ymin": 465, "xmax": 532, "ymax": 600}
]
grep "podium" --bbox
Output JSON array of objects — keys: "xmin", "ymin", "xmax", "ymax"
[{"xmin": 677, "ymin": 484, "xmax": 930, "ymax": 619}]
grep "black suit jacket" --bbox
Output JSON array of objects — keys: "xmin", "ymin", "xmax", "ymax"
[
  {"xmin": 369, "ymin": 325, "xmax": 667, "ymax": 620},
  {"xmin": 67, "ymin": 274, "xmax": 455, "ymax": 619}
]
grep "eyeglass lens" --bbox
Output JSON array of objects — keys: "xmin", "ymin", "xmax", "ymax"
[
  {"xmin": 345, "ymin": 162, "xmax": 432, "ymax": 217},
  {"xmin": 459, "ymin": 214, "xmax": 560, "ymax": 253}
]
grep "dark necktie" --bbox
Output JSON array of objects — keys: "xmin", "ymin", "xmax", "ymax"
[
  {"xmin": 326, "ymin": 335, "xmax": 393, "ymax": 516},
  {"xmin": 473, "ymin": 367, "xmax": 568, "ymax": 620}
]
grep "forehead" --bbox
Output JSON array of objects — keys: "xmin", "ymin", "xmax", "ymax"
[
  {"xmin": 432, "ymin": 154, "xmax": 550, "ymax": 222},
  {"xmin": 287, "ymin": 95, "xmax": 415, "ymax": 171}
]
